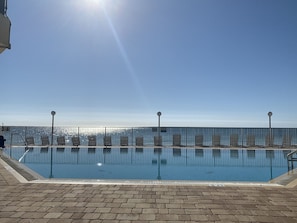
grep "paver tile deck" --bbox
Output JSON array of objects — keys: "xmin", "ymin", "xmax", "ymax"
[{"xmin": 1, "ymin": 155, "xmax": 297, "ymax": 222}]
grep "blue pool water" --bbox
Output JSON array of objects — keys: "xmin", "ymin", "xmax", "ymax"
[
  {"xmin": 3, "ymin": 147, "xmax": 290, "ymax": 182},
  {"xmin": 1, "ymin": 126, "xmax": 296, "ymax": 182}
]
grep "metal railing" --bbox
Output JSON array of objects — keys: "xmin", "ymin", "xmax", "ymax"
[
  {"xmin": 287, "ymin": 150, "xmax": 297, "ymax": 171},
  {"xmin": 2, "ymin": 127, "xmax": 297, "ymax": 149}
]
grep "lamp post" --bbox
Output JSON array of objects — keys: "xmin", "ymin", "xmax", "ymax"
[
  {"xmin": 51, "ymin": 111, "xmax": 56, "ymax": 145},
  {"xmin": 268, "ymin": 111, "xmax": 272, "ymax": 147},
  {"xmin": 157, "ymin": 111, "xmax": 162, "ymax": 146},
  {"xmin": 156, "ymin": 111, "xmax": 162, "ymax": 180},
  {"xmin": 50, "ymin": 111, "xmax": 56, "ymax": 178}
]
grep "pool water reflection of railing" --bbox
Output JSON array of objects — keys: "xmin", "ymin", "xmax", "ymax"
[{"xmin": 2, "ymin": 146, "xmax": 293, "ymax": 182}]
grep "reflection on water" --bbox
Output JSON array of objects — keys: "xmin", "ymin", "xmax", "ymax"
[
  {"xmin": 2, "ymin": 126, "xmax": 296, "ymax": 182},
  {"xmin": 3, "ymin": 147, "xmax": 290, "ymax": 182}
]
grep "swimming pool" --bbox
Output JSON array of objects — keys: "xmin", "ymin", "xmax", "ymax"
[{"xmin": 3, "ymin": 147, "xmax": 290, "ymax": 182}]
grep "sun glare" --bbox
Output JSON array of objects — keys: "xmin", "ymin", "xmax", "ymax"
[
  {"xmin": 83, "ymin": 0, "xmax": 122, "ymax": 12},
  {"xmin": 85, "ymin": 0, "xmax": 103, "ymax": 6},
  {"xmin": 77, "ymin": 0, "xmax": 104, "ymax": 12},
  {"xmin": 74, "ymin": 0, "xmax": 122, "ymax": 16}
]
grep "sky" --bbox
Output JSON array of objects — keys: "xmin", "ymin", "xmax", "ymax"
[{"xmin": 1, "ymin": 0, "xmax": 297, "ymax": 127}]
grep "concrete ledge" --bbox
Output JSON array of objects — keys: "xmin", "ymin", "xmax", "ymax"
[{"xmin": 0, "ymin": 151, "xmax": 43, "ymax": 182}]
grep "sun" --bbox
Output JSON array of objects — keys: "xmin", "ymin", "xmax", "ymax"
[
  {"xmin": 74, "ymin": 0, "xmax": 105, "ymax": 15},
  {"xmin": 85, "ymin": 0, "xmax": 104, "ymax": 7},
  {"xmin": 78, "ymin": 0, "xmax": 122, "ymax": 14}
]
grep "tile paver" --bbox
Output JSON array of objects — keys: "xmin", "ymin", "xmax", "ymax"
[{"xmin": 2, "ymin": 155, "xmax": 297, "ymax": 222}]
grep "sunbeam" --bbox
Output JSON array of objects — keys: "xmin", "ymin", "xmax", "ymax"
[{"xmin": 100, "ymin": 1, "xmax": 149, "ymax": 109}]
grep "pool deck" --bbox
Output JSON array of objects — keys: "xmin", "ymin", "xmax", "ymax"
[{"xmin": 1, "ymin": 156, "xmax": 297, "ymax": 222}]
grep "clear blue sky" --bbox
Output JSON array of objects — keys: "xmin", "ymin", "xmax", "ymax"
[{"xmin": 1, "ymin": 0, "xmax": 297, "ymax": 127}]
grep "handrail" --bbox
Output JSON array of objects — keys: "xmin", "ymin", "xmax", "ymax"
[
  {"xmin": 287, "ymin": 150, "xmax": 297, "ymax": 158},
  {"xmin": 287, "ymin": 150, "xmax": 297, "ymax": 171}
]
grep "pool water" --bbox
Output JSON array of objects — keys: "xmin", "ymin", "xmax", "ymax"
[{"xmin": 4, "ymin": 147, "xmax": 290, "ymax": 182}]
